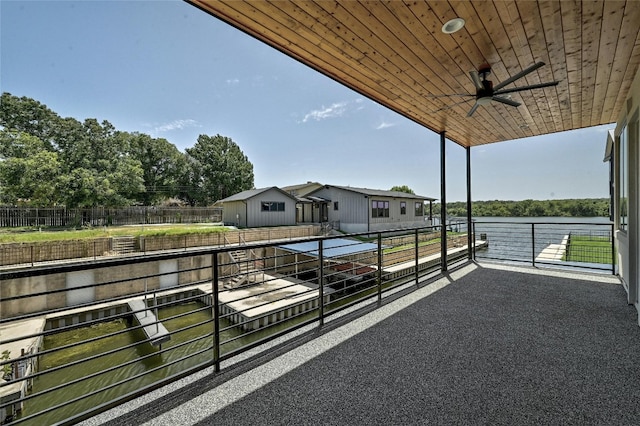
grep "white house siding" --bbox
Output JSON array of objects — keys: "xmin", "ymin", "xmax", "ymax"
[
  {"xmin": 246, "ymin": 189, "xmax": 296, "ymax": 227},
  {"xmin": 613, "ymin": 67, "xmax": 640, "ymax": 322}
]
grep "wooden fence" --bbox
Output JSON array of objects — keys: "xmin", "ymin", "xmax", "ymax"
[{"xmin": 0, "ymin": 206, "xmax": 222, "ymax": 228}]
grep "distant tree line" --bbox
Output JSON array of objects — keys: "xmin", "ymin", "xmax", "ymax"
[
  {"xmin": 436, "ymin": 198, "xmax": 610, "ymax": 218},
  {"xmin": 0, "ymin": 92, "xmax": 254, "ymax": 208}
]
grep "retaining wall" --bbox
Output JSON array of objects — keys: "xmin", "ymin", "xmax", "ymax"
[
  {"xmin": 0, "ymin": 225, "xmax": 320, "ymax": 267},
  {"xmin": 1, "ymin": 255, "xmax": 212, "ymax": 319}
]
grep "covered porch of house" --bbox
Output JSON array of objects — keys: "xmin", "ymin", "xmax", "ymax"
[
  {"xmin": 5, "ymin": 2, "xmax": 638, "ymax": 424},
  {"xmin": 92, "ymin": 1, "xmax": 639, "ymax": 422},
  {"xmin": 294, "ymin": 195, "xmax": 330, "ymax": 225}
]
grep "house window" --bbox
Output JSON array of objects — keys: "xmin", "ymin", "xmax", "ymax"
[
  {"xmin": 334, "ymin": 201, "xmax": 339, "ymax": 211},
  {"xmin": 619, "ymin": 125, "xmax": 628, "ymax": 232},
  {"xmin": 415, "ymin": 202, "xmax": 424, "ymax": 216},
  {"xmin": 400, "ymin": 202, "xmax": 406, "ymax": 215},
  {"xmin": 372, "ymin": 200, "xmax": 389, "ymax": 218},
  {"xmin": 261, "ymin": 201, "xmax": 285, "ymax": 212}
]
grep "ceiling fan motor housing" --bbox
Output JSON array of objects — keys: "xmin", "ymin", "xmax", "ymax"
[{"xmin": 477, "ymin": 78, "xmax": 494, "ymax": 104}]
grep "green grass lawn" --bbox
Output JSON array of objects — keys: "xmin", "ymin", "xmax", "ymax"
[
  {"xmin": 383, "ymin": 238, "xmax": 440, "ymax": 254},
  {"xmin": 0, "ymin": 224, "xmax": 227, "ymax": 244},
  {"xmin": 564, "ymin": 235, "xmax": 615, "ymax": 264}
]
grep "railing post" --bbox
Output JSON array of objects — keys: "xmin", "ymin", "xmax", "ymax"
[
  {"xmin": 611, "ymin": 223, "xmax": 616, "ymax": 275},
  {"xmin": 471, "ymin": 221, "xmax": 476, "ymax": 261},
  {"xmin": 318, "ymin": 240, "xmax": 324, "ymax": 327},
  {"xmin": 377, "ymin": 233, "xmax": 382, "ymax": 305},
  {"xmin": 531, "ymin": 223, "xmax": 536, "ymax": 267},
  {"xmin": 414, "ymin": 228, "xmax": 419, "ymax": 287},
  {"xmin": 212, "ymin": 252, "xmax": 221, "ymax": 373}
]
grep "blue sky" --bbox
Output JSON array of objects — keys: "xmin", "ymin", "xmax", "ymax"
[{"xmin": 1, "ymin": 0, "xmax": 612, "ymax": 202}]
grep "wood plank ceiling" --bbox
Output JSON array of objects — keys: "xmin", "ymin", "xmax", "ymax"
[{"xmin": 187, "ymin": 1, "xmax": 640, "ymax": 148}]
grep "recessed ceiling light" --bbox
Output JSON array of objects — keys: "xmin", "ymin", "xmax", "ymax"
[{"xmin": 442, "ymin": 18, "xmax": 465, "ymax": 34}]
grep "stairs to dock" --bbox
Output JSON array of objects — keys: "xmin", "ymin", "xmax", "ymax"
[{"xmin": 224, "ymin": 249, "xmax": 262, "ymax": 289}]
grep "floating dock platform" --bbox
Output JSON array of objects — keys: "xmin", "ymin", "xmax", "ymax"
[{"xmin": 218, "ymin": 274, "xmax": 332, "ymax": 331}]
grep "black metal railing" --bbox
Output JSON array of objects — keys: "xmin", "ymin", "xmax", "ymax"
[
  {"xmin": 1, "ymin": 225, "xmax": 460, "ymax": 425},
  {"xmin": 471, "ymin": 220, "xmax": 615, "ymax": 274},
  {"xmin": 0, "ymin": 221, "xmax": 615, "ymax": 424}
]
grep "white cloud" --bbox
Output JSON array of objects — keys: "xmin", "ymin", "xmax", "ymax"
[
  {"xmin": 226, "ymin": 78, "xmax": 240, "ymax": 85},
  {"xmin": 154, "ymin": 119, "xmax": 200, "ymax": 133},
  {"xmin": 302, "ymin": 101, "xmax": 348, "ymax": 122},
  {"xmin": 375, "ymin": 121, "xmax": 396, "ymax": 130}
]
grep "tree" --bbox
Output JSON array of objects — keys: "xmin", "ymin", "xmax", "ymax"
[
  {"xmin": 185, "ymin": 134, "xmax": 254, "ymax": 205},
  {"xmin": 0, "ymin": 132, "xmax": 62, "ymax": 206},
  {"xmin": 175, "ymin": 155, "xmax": 204, "ymax": 206},
  {"xmin": 390, "ymin": 185, "xmax": 415, "ymax": 194},
  {"xmin": 0, "ymin": 92, "xmax": 62, "ymax": 150},
  {"xmin": 45, "ymin": 119, "xmax": 144, "ymax": 208},
  {"xmin": 0, "ymin": 93, "xmax": 260, "ymax": 208},
  {"xmin": 125, "ymin": 132, "xmax": 188, "ymax": 205},
  {"xmin": 0, "ymin": 93, "xmax": 145, "ymax": 207}
]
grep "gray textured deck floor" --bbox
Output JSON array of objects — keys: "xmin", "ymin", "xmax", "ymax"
[{"xmin": 85, "ymin": 263, "xmax": 640, "ymax": 426}]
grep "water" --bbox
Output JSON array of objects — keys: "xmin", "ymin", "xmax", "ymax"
[
  {"xmin": 23, "ymin": 303, "xmax": 215, "ymax": 425},
  {"xmin": 22, "ymin": 301, "xmax": 313, "ymax": 425}
]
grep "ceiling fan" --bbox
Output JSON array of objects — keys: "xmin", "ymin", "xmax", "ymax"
[{"xmin": 435, "ymin": 62, "xmax": 560, "ymax": 117}]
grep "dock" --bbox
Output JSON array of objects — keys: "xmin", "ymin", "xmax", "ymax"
[
  {"xmin": 127, "ymin": 300, "xmax": 171, "ymax": 346},
  {"xmin": 218, "ymin": 275, "xmax": 332, "ymax": 331},
  {"xmin": 536, "ymin": 235, "xmax": 569, "ymax": 262}
]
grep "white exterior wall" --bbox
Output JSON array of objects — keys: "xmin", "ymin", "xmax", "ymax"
[
  {"xmin": 246, "ymin": 189, "xmax": 296, "ymax": 227},
  {"xmin": 614, "ymin": 67, "xmax": 640, "ymax": 324}
]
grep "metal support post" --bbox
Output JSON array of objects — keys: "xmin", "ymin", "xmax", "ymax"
[
  {"xmin": 466, "ymin": 146, "xmax": 473, "ymax": 260},
  {"xmin": 440, "ymin": 131, "xmax": 447, "ymax": 272}
]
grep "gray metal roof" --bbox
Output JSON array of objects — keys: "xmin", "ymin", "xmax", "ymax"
[
  {"xmin": 220, "ymin": 187, "xmax": 297, "ymax": 203},
  {"xmin": 321, "ymin": 185, "xmax": 437, "ymax": 201},
  {"xmin": 278, "ymin": 238, "xmax": 380, "ymax": 259}
]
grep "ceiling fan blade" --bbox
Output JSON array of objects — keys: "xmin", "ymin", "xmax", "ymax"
[
  {"xmin": 467, "ymin": 102, "xmax": 480, "ymax": 117},
  {"xmin": 494, "ymin": 80, "xmax": 559, "ymax": 96},
  {"xmin": 492, "ymin": 96, "xmax": 521, "ymax": 107},
  {"xmin": 493, "ymin": 61, "xmax": 545, "ymax": 91},
  {"xmin": 469, "ymin": 70, "xmax": 483, "ymax": 90}
]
